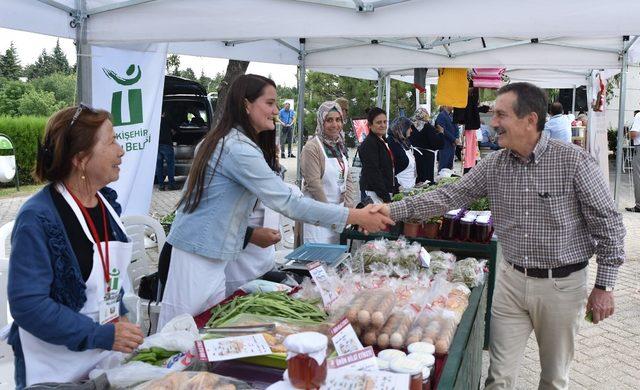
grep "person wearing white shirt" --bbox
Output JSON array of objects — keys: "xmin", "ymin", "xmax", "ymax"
[
  {"xmin": 625, "ymin": 110, "xmax": 640, "ymax": 212},
  {"xmin": 543, "ymin": 102, "xmax": 572, "ymax": 143}
]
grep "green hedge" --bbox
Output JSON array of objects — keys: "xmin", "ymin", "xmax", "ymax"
[{"xmin": 0, "ymin": 116, "xmax": 47, "ymax": 187}]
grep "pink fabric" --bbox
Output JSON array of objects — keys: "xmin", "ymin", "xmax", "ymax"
[
  {"xmin": 463, "ymin": 129, "xmax": 479, "ymax": 169},
  {"xmin": 472, "ymin": 68, "xmax": 505, "ymax": 89}
]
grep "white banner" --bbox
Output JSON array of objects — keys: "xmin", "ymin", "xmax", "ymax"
[{"xmin": 91, "ymin": 44, "xmax": 168, "ymax": 216}]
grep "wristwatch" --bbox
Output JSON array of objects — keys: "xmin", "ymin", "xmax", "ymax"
[{"xmin": 594, "ymin": 284, "xmax": 614, "ymax": 292}]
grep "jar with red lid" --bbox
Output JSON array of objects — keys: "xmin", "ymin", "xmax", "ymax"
[{"xmin": 284, "ymin": 332, "xmax": 328, "ymax": 389}]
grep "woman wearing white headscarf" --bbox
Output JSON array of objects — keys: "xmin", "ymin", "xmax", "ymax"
[{"xmin": 300, "ymin": 101, "xmax": 356, "ymax": 244}]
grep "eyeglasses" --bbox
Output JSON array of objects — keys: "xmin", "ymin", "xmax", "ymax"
[{"xmin": 67, "ymin": 103, "xmax": 97, "ymax": 132}]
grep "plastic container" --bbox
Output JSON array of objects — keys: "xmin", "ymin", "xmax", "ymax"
[
  {"xmin": 440, "ymin": 209, "xmax": 462, "ymax": 240},
  {"xmin": 474, "ymin": 214, "xmax": 493, "ymax": 243},
  {"xmin": 458, "ymin": 218, "xmax": 475, "ymax": 241},
  {"xmin": 407, "ymin": 342, "xmax": 435, "ymax": 355},
  {"xmin": 377, "ymin": 349, "xmax": 407, "ymax": 362},
  {"xmin": 390, "ymin": 357, "xmax": 423, "ymax": 390},
  {"xmin": 284, "ymin": 332, "xmax": 328, "ymax": 389}
]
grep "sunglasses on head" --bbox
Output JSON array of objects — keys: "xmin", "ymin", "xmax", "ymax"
[{"xmin": 68, "ymin": 103, "xmax": 98, "ymax": 132}]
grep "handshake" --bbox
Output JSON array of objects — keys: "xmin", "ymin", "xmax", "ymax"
[{"xmin": 347, "ymin": 204, "xmax": 394, "ymax": 234}]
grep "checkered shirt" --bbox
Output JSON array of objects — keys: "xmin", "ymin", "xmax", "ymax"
[{"xmin": 390, "ymin": 131, "xmax": 625, "ymax": 287}]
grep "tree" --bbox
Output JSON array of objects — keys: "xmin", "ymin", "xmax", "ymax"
[
  {"xmin": 166, "ymin": 54, "xmax": 180, "ymax": 75},
  {"xmin": 199, "ymin": 70, "xmax": 225, "ymax": 93},
  {"xmin": 0, "ymin": 41, "xmax": 22, "ymax": 80},
  {"xmin": 177, "ymin": 67, "xmax": 196, "ymax": 81},
  {"xmin": 0, "ymin": 80, "xmax": 33, "ymax": 116},
  {"xmin": 18, "ymin": 89, "xmax": 62, "ymax": 116},
  {"xmin": 213, "ymin": 60, "xmax": 250, "ymax": 126},
  {"xmin": 31, "ymin": 72, "xmax": 77, "ymax": 107},
  {"xmin": 50, "ymin": 40, "xmax": 71, "ymax": 74},
  {"xmin": 277, "ymin": 84, "xmax": 297, "ymax": 101},
  {"xmin": 24, "ymin": 49, "xmax": 56, "ymax": 80}
]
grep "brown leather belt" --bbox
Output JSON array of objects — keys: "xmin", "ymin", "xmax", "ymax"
[{"xmin": 507, "ymin": 261, "xmax": 588, "ymax": 279}]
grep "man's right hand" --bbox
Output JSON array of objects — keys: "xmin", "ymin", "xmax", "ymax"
[
  {"xmin": 250, "ymin": 227, "xmax": 282, "ymax": 248},
  {"xmin": 112, "ymin": 321, "xmax": 144, "ymax": 353}
]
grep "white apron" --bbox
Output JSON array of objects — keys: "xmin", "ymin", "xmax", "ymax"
[
  {"xmin": 304, "ymin": 138, "xmax": 347, "ymax": 244},
  {"xmin": 224, "ymin": 202, "xmax": 276, "ymax": 296},
  {"xmin": 19, "ymin": 185, "xmax": 132, "ymax": 386},
  {"xmin": 396, "ymin": 147, "xmax": 417, "ymax": 191}
]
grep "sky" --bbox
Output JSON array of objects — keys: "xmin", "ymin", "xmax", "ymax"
[{"xmin": 0, "ymin": 28, "xmax": 299, "ymax": 86}]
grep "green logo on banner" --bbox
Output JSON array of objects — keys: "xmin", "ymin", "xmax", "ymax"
[{"xmin": 103, "ymin": 64, "xmax": 143, "ymax": 126}]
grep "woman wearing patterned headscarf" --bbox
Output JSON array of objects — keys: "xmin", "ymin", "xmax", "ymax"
[
  {"xmin": 409, "ymin": 107, "xmax": 445, "ymax": 183},
  {"xmin": 387, "ymin": 117, "xmax": 418, "ymax": 191},
  {"xmin": 300, "ymin": 101, "xmax": 356, "ymax": 243}
]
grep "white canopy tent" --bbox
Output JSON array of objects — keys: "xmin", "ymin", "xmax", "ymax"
[{"xmin": 2, "ymin": 0, "xmax": 640, "ymax": 203}]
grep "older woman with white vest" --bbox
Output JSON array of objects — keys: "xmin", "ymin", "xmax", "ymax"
[{"xmin": 300, "ymin": 101, "xmax": 357, "ymax": 244}]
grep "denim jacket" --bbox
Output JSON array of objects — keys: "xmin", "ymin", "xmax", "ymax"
[{"xmin": 167, "ymin": 127, "xmax": 349, "ymax": 260}]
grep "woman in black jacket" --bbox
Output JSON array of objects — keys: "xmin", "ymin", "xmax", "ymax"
[
  {"xmin": 358, "ymin": 107, "xmax": 395, "ymax": 203},
  {"xmin": 409, "ymin": 108, "xmax": 445, "ymax": 183}
]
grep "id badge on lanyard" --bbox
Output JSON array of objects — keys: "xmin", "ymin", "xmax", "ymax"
[{"xmin": 99, "ymin": 267, "xmax": 121, "ymax": 324}]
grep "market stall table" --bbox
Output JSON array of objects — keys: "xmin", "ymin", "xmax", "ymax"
[{"xmin": 340, "ymin": 228, "xmax": 501, "ymax": 347}]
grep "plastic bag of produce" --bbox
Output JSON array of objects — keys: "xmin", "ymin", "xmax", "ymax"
[
  {"xmin": 133, "ymin": 370, "xmax": 252, "ymax": 389},
  {"xmin": 428, "ymin": 251, "xmax": 456, "ymax": 277},
  {"xmin": 451, "ymin": 258, "xmax": 487, "ymax": 288}
]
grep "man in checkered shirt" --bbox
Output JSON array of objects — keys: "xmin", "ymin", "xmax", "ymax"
[{"xmin": 375, "ymin": 82, "xmax": 625, "ymax": 389}]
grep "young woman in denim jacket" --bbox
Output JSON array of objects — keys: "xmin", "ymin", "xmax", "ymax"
[{"xmin": 159, "ymin": 75, "xmax": 393, "ymax": 327}]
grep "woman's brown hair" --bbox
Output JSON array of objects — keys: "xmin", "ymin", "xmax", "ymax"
[
  {"xmin": 34, "ymin": 105, "xmax": 112, "ymax": 183},
  {"xmin": 179, "ymin": 74, "xmax": 277, "ymax": 213}
]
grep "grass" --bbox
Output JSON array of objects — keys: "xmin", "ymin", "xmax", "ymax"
[{"xmin": 0, "ymin": 184, "xmax": 44, "ymax": 199}]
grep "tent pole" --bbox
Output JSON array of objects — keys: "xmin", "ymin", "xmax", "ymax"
[
  {"xmin": 294, "ymin": 38, "xmax": 306, "ymax": 248},
  {"xmin": 425, "ymin": 85, "xmax": 432, "ymax": 115},
  {"xmin": 376, "ymin": 72, "xmax": 384, "ymax": 107},
  {"xmin": 571, "ymin": 86, "xmax": 576, "ymax": 115},
  {"xmin": 385, "ymin": 75, "xmax": 391, "ymax": 119},
  {"xmin": 614, "ymin": 45, "xmax": 629, "ymax": 207},
  {"xmin": 74, "ymin": 0, "xmax": 91, "ymax": 104}
]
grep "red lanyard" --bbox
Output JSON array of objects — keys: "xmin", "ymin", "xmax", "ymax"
[
  {"xmin": 324, "ymin": 143, "xmax": 345, "ymax": 175},
  {"xmin": 382, "ymin": 140, "xmax": 395, "ymax": 175},
  {"xmin": 65, "ymin": 185, "xmax": 111, "ymax": 289}
]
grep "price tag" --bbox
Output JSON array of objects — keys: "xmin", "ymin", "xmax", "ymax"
[
  {"xmin": 419, "ymin": 247, "xmax": 430, "ymax": 268},
  {"xmin": 307, "ymin": 261, "xmax": 339, "ymax": 308},
  {"xmin": 330, "ymin": 317, "xmax": 364, "ymax": 355},
  {"xmin": 195, "ymin": 334, "xmax": 272, "ymax": 362},
  {"xmin": 327, "ymin": 346, "xmax": 378, "ymax": 371}
]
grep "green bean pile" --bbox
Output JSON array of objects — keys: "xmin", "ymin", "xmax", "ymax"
[{"xmin": 206, "ymin": 292, "xmax": 326, "ymax": 327}]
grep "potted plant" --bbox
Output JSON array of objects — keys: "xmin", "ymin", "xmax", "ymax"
[
  {"xmin": 421, "ymin": 216, "xmax": 442, "ymax": 239},
  {"xmin": 403, "ymin": 218, "xmax": 421, "ymax": 237}
]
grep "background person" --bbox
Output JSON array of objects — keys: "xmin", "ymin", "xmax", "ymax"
[
  {"xmin": 374, "ymin": 82, "xmax": 624, "ymax": 390},
  {"xmin": 278, "ymin": 102, "xmax": 296, "ymax": 158},
  {"xmin": 435, "ymin": 105, "xmax": 459, "ymax": 170},
  {"xmin": 386, "ymin": 117, "xmax": 417, "ymax": 191},
  {"xmin": 409, "ymin": 108, "xmax": 445, "ymax": 184},
  {"xmin": 544, "ymin": 101, "xmax": 572, "ymax": 143},
  {"xmin": 156, "ymin": 110, "xmax": 177, "ymax": 191},
  {"xmin": 625, "ymin": 108, "xmax": 640, "ymax": 212},
  {"xmin": 8, "ymin": 105, "xmax": 143, "ymax": 388},
  {"xmin": 300, "ymin": 101, "xmax": 356, "ymax": 244},
  {"xmin": 159, "ymin": 75, "xmax": 392, "ymax": 328},
  {"xmin": 358, "ymin": 107, "xmax": 395, "ymax": 203}
]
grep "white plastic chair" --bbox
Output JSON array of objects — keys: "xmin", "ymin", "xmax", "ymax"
[
  {"xmin": 121, "ymin": 215, "xmax": 166, "ymax": 292},
  {"xmin": 121, "ymin": 215, "xmax": 166, "ymax": 326},
  {"xmin": 0, "ymin": 220, "xmax": 15, "ymax": 328}
]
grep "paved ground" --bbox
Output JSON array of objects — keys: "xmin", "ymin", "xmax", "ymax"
[{"xmin": 0, "ymin": 158, "xmax": 639, "ymax": 389}]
